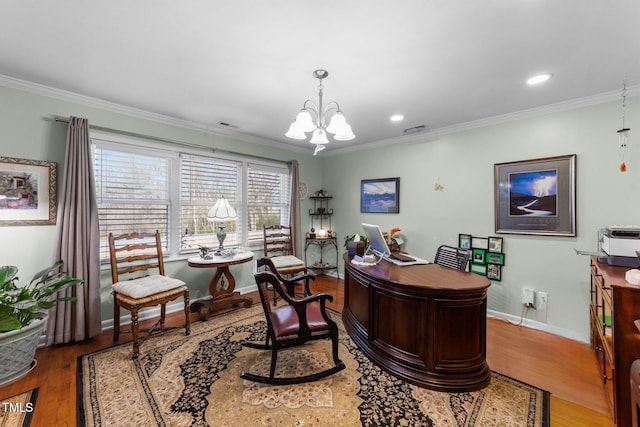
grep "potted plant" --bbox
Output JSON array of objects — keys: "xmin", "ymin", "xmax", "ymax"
[{"xmin": 0, "ymin": 261, "xmax": 82, "ymax": 385}]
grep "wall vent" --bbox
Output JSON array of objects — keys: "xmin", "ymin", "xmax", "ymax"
[{"xmin": 403, "ymin": 125, "xmax": 427, "ymax": 135}]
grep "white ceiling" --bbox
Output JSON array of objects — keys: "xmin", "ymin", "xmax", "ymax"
[{"xmin": 1, "ymin": 1, "xmax": 639, "ymax": 155}]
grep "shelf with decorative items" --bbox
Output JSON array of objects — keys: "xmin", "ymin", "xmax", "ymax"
[{"xmin": 305, "ymin": 190, "xmax": 337, "ymax": 273}]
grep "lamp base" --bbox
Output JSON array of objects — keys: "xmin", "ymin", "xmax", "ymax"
[{"xmin": 216, "ymin": 223, "xmax": 226, "ymax": 254}]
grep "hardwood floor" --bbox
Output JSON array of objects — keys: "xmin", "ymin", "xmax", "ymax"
[{"xmin": 0, "ymin": 275, "xmax": 613, "ymax": 426}]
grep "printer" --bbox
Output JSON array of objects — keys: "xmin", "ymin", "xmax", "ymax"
[{"xmin": 598, "ymin": 226, "xmax": 640, "ymax": 267}]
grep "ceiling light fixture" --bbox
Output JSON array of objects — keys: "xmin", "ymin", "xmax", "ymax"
[
  {"xmin": 617, "ymin": 79, "xmax": 630, "ymax": 173},
  {"xmin": 390, "ymin": 114, "xmax": 404, "ymax": 122},
  {"xmin": 285, "ymin": 69, "xmax": 355, "ymax": 155},
  {"xmin": 526, "ymin": 73, "xmax": 552, "ymax": 85}
]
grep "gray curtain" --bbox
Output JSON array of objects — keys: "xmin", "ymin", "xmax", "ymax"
[
  {"xmin": 46, "ymin": 116, "xmax": 101, "ymax": 344},
  {"xmin": 288, "ymin": 160, "xmax": 302, "ymax": 257}
]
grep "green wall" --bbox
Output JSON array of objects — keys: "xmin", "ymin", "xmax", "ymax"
[
  {"xmin": 324, "ymin": 97, "xmax": 640, "ymax": 341},
  {"xmin": 0, "ymin": 84, "xmax": 323, "ymax": 324},
  {"xmin": 1, "ymin": 81, "xmax": 638, "ymax": 342}
]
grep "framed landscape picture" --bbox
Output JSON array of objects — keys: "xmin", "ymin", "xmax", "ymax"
[
  {"xmin": 360, "ymin": 177, "xmax": 400, "ymax": 213},
  {"xmin": 494, "ymin": 154, "xmax": 576, "ymax": 236},
  {"xmin": 0, "ymin": 157, "xmax": 57, "ymax": 226}
]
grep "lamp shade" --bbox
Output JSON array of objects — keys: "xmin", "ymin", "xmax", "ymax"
[
  {"xmin": 207, "ymin": 196, "xmax": 237, "ymax": 221},
  {"xmin": 310, "ymin": 128, "xmax": 329, "ymax": 144},
  {"xmin": 285, "ymin": 122, "xmax": 307, "ymax": 140},
  {"xmin": 326, "ymin": 111, "xmax": 347, "ymax": 134},
  {"xmin": 294, "ymin": 110, "xmax": 316, "ymax": 133},
  {"xmin": 333, "ymin": 123, "xmax": 355, "ymax": 141}
]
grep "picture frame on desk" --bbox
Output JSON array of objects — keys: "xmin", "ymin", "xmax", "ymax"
[
  {"xmin": 494, "ymin": 154, "xmax": 576, "ymax": 236},
  {"xmin": 360, "ymin": 177, "xmax": 400, "ymax": 213}
]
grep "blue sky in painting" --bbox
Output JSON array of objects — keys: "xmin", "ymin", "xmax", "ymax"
[{"xmin": 509, "ymin": 169, "xmax": 557, "ymax": 197}]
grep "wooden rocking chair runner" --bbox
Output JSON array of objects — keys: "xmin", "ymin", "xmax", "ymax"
[
  {"xmin": 256, "ymin": 257, "xmax": 314, "ymax": 304},
  {"xmin": 240, "ymin": 271, "xmax": 346, "ymax": 385},
  {"xmin": 109, "ymin": 230, "xmax": 191, "ymax": 358},
  {"xmin": 434, "ymin": 244, "xmax": 470, "ymax": 271},
  {"xmin": 263, "ymin": 224, "xmax": 307, "ymax": 276}
]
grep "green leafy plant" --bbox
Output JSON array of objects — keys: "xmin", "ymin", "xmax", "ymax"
[{"xmin": 0, "ymin": 261, "xmax": 83, "ymax": 332}]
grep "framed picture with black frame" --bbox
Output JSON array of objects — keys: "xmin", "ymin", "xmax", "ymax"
[
  {"xmin": 487, "ymin": 264, "xmax": 502, "ymax": 281},
  {"xmin": 360, "ymin": 177, "xmax": 400, "ymax": 213}
]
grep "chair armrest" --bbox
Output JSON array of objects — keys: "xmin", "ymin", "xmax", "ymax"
[{"xmin": 282, "ymin": 272, "xmax": 316, "ymax": 296}]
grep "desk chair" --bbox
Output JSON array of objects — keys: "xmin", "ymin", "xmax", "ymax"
[
  {"xmin": 109, "ymin": 230, "xmax": 191, "ymax": 357},
  {"xmin": 240, "ymin": 271, "xmax": 345, "ymax": 385},
  {"xmin": 263, "ymin": 224, "xmax": 307, "ymax": 276},
  {"xmin": 434, "ymin": 244, "xmax": 470, "ymax": 271}
]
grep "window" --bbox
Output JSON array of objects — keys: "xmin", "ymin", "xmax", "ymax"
[
  {"xmin": 92, "ymin": 134, "xmax": 291, "ymax": 262},
  {"xmin": 246, "ymin": 163, "xmax": 291, "ymax": 245}
]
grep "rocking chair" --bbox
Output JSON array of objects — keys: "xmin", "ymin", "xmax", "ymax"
[
  {"xmin": 240, "ymin": 271, "xmax": 345, "ymax": 385},
  {"xmin": 256, "ymin": 256, "xmax": 314, "ymax": 304}
]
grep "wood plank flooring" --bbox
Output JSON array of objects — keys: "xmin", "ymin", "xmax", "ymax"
[{"xmin": 0, "ymin": 274, "xmax": 613, "ymax": 426}]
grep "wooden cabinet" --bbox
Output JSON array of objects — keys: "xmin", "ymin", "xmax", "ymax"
[{"xmin": 590, "ymin": 257, "xmax": 640, "ymax": 425}]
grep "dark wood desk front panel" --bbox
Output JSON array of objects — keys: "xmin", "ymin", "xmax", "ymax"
[{"xmin": 343, "ymin": 254, "xmax": 491, "ymax": 392}]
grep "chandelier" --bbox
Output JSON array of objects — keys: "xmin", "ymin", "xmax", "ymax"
[{"xmin": 285, "ymin": 69, "xmax": 355, "ymax": 155}]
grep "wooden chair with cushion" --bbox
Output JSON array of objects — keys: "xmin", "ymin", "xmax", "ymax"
[
  {"xmin": 256, "ymin": 257, "xmax": 315, "ymax": 304},
  {"xmin": 434, "ymin": 244, "xmax": 470, "ymax": 271},
  {"xmin": 263, "ymin": 224, "xmax": 307, "ymax": 276},
  {"xmin": 109, "ymin": 230, "xmax": 191, "ymax": 358},
  {"xmin": 240, "ymin": 271, "xmax": 345, "ymax": 385}
]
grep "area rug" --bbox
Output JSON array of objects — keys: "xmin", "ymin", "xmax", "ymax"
[
  {"xmin": 0, "ymin": 388, "xmax": 38, "ymax": 427},
  {"xmin": 78, "ymin": 305, "xmax": 549, "ymax": 426}
]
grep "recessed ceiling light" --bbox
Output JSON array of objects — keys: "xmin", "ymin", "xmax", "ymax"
[
  {"xmin": 390, "ymin": 114, "xmax": 404, "ymax": 122},
  {"xmin": 527, "ymin": 74, "xmax": 553, "ymax": 85}
]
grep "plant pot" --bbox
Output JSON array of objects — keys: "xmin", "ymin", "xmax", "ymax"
[{"xmin": 0, "ymin": 314, "xmax": 47, "ymax": 386}]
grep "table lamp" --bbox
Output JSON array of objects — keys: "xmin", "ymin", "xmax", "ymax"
[{"xmin": 207, "ymin": 195, "xmax": 237, "ymax": 253}]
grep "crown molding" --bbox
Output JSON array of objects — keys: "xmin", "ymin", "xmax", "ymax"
[
  {"xmin": 327, "ymin": 85, "xmax": 640, "ymax": 157},
  {"xmin": 0, "ymin": 74, "xmax": 308, "ymax": 154},
  {"xmin": 1, "ymin": 73, "xmax": 637, "ymax": 159}
]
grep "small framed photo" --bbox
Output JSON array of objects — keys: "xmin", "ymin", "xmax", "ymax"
[
  {"xmin": 487, "ymin": 264, "xmax": 502, "ymax": 281},
  {"xmin": 472, "ymin": 248, "xmax": 486, "ymax": 264},
  {"xmin": 488, "ymin": 236, "xmax": 503, "ymax": 253},
  {"xmin": 471, "ymin": 237, "xmax": 489, "ymax": 250},
  {"xmin": 470, "ymin": 263, "xmax": 487, "ymax": 276},
  {"xmin": 486, "ymin": 252, "xmax": 505, "ymax": 266},
  {"xmin": 458, "ymin": 234, "xmax": 472, "ymax": 249}
]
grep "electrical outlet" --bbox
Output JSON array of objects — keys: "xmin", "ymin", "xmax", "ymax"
[
  {"xmin": 522, "ymin": 288, "xmax": 535, "ymax": 308},
  {"xmin": 537, "ymin": 291, "xmax": 548, "ymax": 312}
]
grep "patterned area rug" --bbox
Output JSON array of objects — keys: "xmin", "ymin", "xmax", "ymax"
[
  {"xmin": 0, "ymin": 388, "xmax": 38, "ymax": 427},
  {"xmin": 78, "ymin": 305, "xmax": 549, "ymax": 426}
]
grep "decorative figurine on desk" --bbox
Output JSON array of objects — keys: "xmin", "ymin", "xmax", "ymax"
[{"xmin": 199, "ymin": 246, "xmax": 213, "ymax": 260}]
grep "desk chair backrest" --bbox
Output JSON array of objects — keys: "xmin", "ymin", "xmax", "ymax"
[
  {"xmin": 434, "ymin": 245, "xmax": 470, "ymax": 271},
  {"xmin": 109, "ymin": 231, "xmax": 165, "ymax": 283}
]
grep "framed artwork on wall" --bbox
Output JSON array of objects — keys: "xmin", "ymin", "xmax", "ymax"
[
  {"xmin": 494, "ymin": 154, "xmax": 576, "ymax": 236},
  {"xmin": 360, "ymin": 177, "xmax": 400, "ymax": 213},
  {"xmin": 487, "ymin": 264, "xmax": 502, "ymax": 281},
  {"xmin": 0, "ymin": 157, "xmax": 57, "ymax": 226},
  {"xmin": 488, "ymin": 236, "xmax": 503, "ymax": 253}
]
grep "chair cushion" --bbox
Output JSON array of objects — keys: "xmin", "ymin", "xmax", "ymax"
[
  {"xmin": 271, "ymin": 255, "xmax": 305, "ymax": 269},
  {"xmin": 112, "ymin": 275, "xmax": 186, "ymax": 299},
  {"xmin": 270, "ymin": 302, "xmax": 330, "ymax": 338}
]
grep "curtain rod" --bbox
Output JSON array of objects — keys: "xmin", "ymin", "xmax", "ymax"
[{"xmin": 52, "ymin": 116, "xmax": 288, "ymax": 165}]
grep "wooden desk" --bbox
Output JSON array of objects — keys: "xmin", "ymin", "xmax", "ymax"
[
  {"xmin": 188, "ymin": 251, "xmax": 253, "ymax": 320},
  {"xmin": 343, "ymin": 254, "xmax": 491, "ymax": 391}
]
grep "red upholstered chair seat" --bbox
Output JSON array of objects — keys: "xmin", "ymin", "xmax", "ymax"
[{"xmin": 270, "ymin": 302, "xmax": 331, "ymax": 338}]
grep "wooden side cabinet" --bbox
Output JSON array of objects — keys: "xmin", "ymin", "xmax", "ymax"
[{"xmin": 590, "ymin": 257, "xmax": 640, "ymax": 425}]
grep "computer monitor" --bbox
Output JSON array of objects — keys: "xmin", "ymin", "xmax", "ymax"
[{"xmin": 362, "ymin": 223, "xmax": 391, "ymax": 258}]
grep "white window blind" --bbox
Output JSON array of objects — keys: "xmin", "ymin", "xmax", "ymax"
[
  {"xmin": 247, "ymin": 163, "xmax": 291, "ymax": 244},
  {"xmin": 94, "ymin": 146, "xmax": 171, "ymax": 259},
  {"xmin": 180, "ymin": 155, "xmax": 241, "ymax": 251}
]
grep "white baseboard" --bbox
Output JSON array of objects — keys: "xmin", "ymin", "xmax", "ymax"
[{"xmin": 487, "ymin": 309, "xmax": 589, "ymax": 344}]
